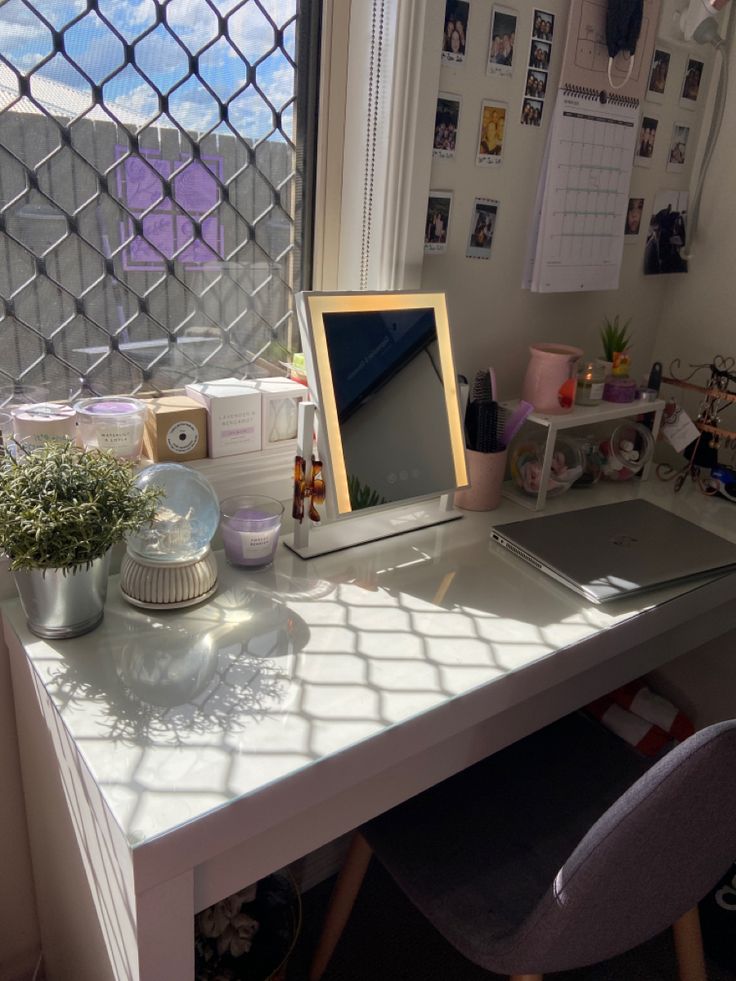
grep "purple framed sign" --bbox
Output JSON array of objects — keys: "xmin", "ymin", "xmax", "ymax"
[{"xmin": 115, "ymin": 147, "xmax": 225, "ymax": 271}]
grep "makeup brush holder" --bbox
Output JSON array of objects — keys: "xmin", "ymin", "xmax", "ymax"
[{"xmin": 456, "ymin": 448, "xmax": 508, "ymax": 511}]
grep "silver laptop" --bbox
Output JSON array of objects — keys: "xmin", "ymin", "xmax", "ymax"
[{"xmin": 491, "ymin": 499, "xmax": 736, "ymax": 603}]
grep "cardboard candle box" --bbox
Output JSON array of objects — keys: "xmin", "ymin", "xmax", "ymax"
[
  {"xmin": 246, "ymin": 377, "xmax": 307, "ymax": 450},
  {"xmin": 143, "ymin": 395, "xmax": 208, "ymax": 463},
  {"xmin": 185, "ymin": 379, "xmax": 262, "ymax": 458}
]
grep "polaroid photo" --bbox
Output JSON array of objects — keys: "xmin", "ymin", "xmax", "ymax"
[
  {"xmin": 624, "ymin": 197, "xmax": 645, "ymax": 239},
  {"xmin": 433, "ymin": 94, "xmax": 461, "ymax": 159},
  {"xmin": 476, "ymin": 101, "xmax": 507, "ymax": 166},
  {"xmin": 525, "ymin": 69, "xmax": 547, "ymax": 99},
  {"xmin": 488, "ymin": 5, "xmax": 517, "ymax": 76},
  {"xmin": 466, "ymin": 197, "xmax": 499, "ymax": 259},
  {"xmin": 646, "ymin": 48, "xmax": 670, "ymax": 103},
  {"xmin": 644, "ymin": 189, "xmax": 688, "ymax": 276},
  {"xmin": 442, "ymin": 0, "xmax": 470, "ymax": 65},
  {"xmin": 424, "ymin": 192, "xmax": 453, "ymax": 253},
  {"xmin": 666, "ymin": 123, "xmax": 690, "ymax": 173},
  {"xmin": 524, "ymin": 68, "xmax": 547, "ymax": 99},
  {"xmin": 533, "ymin": 9, "xmax": 554, "ymax": 41},
  {"xmin": 680, "ymin": 58, "xmax": 704, "ymax": 108},
  {"xmin": 634, "ymin": 115, "xmax": 658, "ymax": 168},
  {"xmin": 521, "ymin": 97, "xmax": 543, "ymax": 126},
  {"xmin": 529, "ymin": 39, "xmax": 551, "ymax": 70}
]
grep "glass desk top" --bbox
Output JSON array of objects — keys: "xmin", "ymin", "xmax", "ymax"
[{"xmin": 4, "ymin": 480, "xmax": 735, "ymax": 847}]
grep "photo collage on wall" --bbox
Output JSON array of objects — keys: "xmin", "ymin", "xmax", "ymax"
[
  {"xmin": 430, "ymin": 0, "xmax": 557, "ymax": 255},
  {"xmin": 522, "ymin": 9, "xmax": 554, "ymax": 126},
  {"xmin": 629, "ymin": 46, "xmax": 702, "ymax": 269}
]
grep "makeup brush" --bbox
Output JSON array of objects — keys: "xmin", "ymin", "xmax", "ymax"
[{"xmin": 466, "ymin": 370, "xmax": 503, "ymax": 452}]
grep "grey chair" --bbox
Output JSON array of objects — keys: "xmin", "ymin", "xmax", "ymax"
[{"xmin": 309, "ymin": 712, "xmax": 736, "ymax": 981}]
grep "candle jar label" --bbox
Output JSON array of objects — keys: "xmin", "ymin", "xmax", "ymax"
[
  {"xmin": 233, "ymin": 529, "xmax": 277, "ymax": 561},
  {"xmin": 95, "ymin": 428, "xmax": 141, "ymax": 456}
]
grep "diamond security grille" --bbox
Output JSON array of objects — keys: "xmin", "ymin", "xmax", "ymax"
[{"xmin": 0, "ymin": 0, "xmax": 317, "ymax": 401}]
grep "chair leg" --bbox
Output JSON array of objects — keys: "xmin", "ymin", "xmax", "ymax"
[
  {"xmin": 672, "ymin": 906, "xmax": 707, "ymax": 981},
  {"xmin": 308, "ymin": 832, "xmax": 373, "ymax": 981}
]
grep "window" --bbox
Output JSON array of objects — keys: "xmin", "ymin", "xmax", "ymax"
[{"xmin": 0, "ymin": 0, "xmax": 319, "ymax": 400}]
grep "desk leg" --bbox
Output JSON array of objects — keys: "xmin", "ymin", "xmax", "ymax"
[{"xmin": 137, "ymin": 870, "xmax": 194, "ymax": 981}]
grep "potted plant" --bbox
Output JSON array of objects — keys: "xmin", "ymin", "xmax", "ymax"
[
  {"xmin": 600, "ymin": 315, "xmax": 632, "ymax": 376},
  {"xmin": 0, "ymin": 439, "xmax": 161, "ymax": 639}
]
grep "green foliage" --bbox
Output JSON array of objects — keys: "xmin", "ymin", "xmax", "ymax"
[
  {"xmin": 0, "ymin": 440, "xmax": 162, "ymax": 572},
  {"xmin": 348, "ymin": 474, "xmax": 387, "ymax": 511},
  {"xmin": 600, "ymin": 315, "xmax": 633, "ymax": 362}
]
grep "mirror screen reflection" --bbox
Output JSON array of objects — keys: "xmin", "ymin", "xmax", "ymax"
[{"xmin": 323, "ymin": 308, "xmax": 455, "ymax": 511}]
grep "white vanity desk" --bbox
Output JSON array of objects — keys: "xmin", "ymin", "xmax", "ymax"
[{"xmin": 5, "ymin": 481, "xmax": 736, "ymax": 981}]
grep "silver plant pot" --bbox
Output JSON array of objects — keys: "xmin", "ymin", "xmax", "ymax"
[{"xmin": 12, "ymin": 551, "xmax": 112, "ymax": 639}]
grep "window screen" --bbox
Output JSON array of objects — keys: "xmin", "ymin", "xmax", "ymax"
[{"xmin": 0, "ymin": 0, "xmax": 318, "ymax": 400}]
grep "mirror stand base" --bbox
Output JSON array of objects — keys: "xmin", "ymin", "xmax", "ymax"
[{"xmin": 283, "ymin": 499, "xmax": 462, "ymax": 559}]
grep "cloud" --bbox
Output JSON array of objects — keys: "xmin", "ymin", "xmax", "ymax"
[
  {"xmin": 0, "ymin": 5, "xmax": 53, "ymax": 72},
  {"xmin": 0, "ymin": 0, "xmax": 297, "ymax": 137}
]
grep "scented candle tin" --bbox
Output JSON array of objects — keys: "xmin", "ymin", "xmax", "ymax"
[
  {"xmin": 11, "ymin": 403, "xmax": 77, "ymax": 446},
  {"xmin": 220, "ymin": 494, "xmax": 284, "ymax": 568},
  {"xmin": 75, "ymin": 397, "xmax": 148, "ymax": 460},
  {"xmin": 245, "ymin": 377, "xmax": 306, "ymax": 449},
  {"xmin": 143, "ymin": 395, "xmax": 207, "ymax": 462},
  {"xmin": 186, "ymin": 379, "xmax": 261, "ymax": 458}
]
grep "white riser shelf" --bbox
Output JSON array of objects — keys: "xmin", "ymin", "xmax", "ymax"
[{"xmin": 502, "ymin": 398, "xmax": 666, "ymax": 510}]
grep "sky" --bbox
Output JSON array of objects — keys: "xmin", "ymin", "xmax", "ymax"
[{"xmin": 0, "ymin": 0, "xmax": 297, "ymax": 141}]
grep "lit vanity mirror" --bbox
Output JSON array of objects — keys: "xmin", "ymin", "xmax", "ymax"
[{"xmin": 284, "ymin": 291, "xmax": 468, "ymax": 558}]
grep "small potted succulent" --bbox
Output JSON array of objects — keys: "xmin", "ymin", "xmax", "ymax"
[
  {"xmin": 0, "ymin": 439, "xmax": 161, "ymax": 639},
  {"xmin": 600, "ymin": 315, "xmax": 633, "ymax": 377}
]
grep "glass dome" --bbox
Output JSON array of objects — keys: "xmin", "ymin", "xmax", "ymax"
[{"xmin": 127, "ymin": 464, "xmax": 220, "ymax": 563}]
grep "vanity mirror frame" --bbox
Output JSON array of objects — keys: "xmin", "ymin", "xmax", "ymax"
[{"xmin": 284, "ymin": 290, "xmax": 468, "ymax": 559}]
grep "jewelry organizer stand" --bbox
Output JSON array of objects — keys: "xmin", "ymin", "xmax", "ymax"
[
  {"xmin": 502, "ymin": 398, "xmax": 666, "ymax": 511},
  {"xmin": 662, "ymin": 360, "xmax": 736, "ymax": 446},
  {"xmin": 658, "ymin": 357, "xmax": 736, "ymax": 492}
]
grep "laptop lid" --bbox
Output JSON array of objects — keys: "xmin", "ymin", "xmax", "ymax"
[{"xmin": 491, "ymin": 499, "xmax": 736, "ymax": 603}]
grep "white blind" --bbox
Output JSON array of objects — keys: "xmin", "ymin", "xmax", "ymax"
[{"xmin": 317, "ymin": 0, "xmax": 442, "ymax": 291}]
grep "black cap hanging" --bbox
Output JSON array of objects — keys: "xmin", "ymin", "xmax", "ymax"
[{"xmin": 606, "ymin": 0, "xmax": 644, "ymax": 58}]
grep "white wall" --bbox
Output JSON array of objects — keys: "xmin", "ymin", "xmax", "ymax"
[{"xmin": 648, "ymin": 29, "xmax": 736, "ymax": 724}]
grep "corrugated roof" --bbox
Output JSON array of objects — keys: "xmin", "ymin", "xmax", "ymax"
[{"xmin": 0, "ymin": 62, "xmax": 154, "ymax": 128}]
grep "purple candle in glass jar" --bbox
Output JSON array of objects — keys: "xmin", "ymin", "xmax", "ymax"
[{"xmin": 220, "ymin": 495, "xmax": 284, "ymax": 568}]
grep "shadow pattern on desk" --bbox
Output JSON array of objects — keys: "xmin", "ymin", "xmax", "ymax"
[{"xmin": 46, "ymin": 591, "xmax": 310, "ymax": 745}]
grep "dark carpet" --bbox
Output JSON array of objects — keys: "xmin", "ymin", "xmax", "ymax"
[{"xmin": 287, "ymin": 860, "xmax": 736, "ymax": 981}]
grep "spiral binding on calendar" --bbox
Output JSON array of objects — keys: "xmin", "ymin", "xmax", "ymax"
[{"xmin": 562, "ymin": 83, "xmax": 639, "ymax": 108}]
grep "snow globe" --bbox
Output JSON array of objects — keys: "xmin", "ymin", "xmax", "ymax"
[{"xmin": 121, "ymin": 464, "xmax": 220, "ymax": 609}]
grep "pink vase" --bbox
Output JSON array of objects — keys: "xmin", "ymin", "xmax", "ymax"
[{"xmin": 521, "ymin": 343, "xmax": 583, "ymax": 414}]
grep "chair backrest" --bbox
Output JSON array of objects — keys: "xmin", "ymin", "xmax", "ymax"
[{"xmin": 514, "ymin": 720, "xmax": 736, "ymax": 973}]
